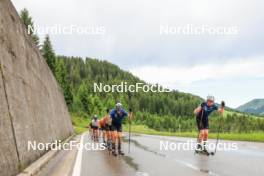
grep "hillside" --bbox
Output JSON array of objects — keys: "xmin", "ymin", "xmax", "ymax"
[
  {"xmin": 58, "ymin": 56, "xmax": 202, "ymax": 117},
  {"xmin": 237, "ymin": 99, "xmax": 264, "ymax": 115},
  {"xmin": 55, "ymin": 56, "xmax": 264, "ymax": 133}
]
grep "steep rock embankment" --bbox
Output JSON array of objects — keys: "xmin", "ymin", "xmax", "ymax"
[{"xmin": 0, "ymin": 0, "xmax": 73, "ymax": 175}]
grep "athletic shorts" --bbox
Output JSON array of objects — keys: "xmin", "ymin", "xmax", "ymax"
[
  {"xmin": 99, "ymin": 124, "xmax": 111, "ymax": 131},
  {"xmin": 111, "ymin": 123, "xmax": 122, "ymax": 132},
  {"xmin": 196, "ymin": 116, "xmax": 209, "ymax": 130},
  {"xmin": 104, "ymin": 124, "xmax": 111, "ymax": 131},
  {"xmin": 99, "ymin": 125, "xmax": 106, "ymax": 131},
  {"xmin": 91, "ymin": 126, "xmax": 98, "ymax": 130}
]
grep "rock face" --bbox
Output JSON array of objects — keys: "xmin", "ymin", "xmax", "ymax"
[{"xmin": 0, "ymin": 0, "xmax": 73, "ymax": 175}]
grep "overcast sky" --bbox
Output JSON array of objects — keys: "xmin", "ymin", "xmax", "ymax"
[{"xmin": 11, "ymin": 0, "xmax": 264, "ymax": 108}]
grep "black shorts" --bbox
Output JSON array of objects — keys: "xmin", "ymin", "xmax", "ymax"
[
  {"xmin": 111, "ymin": 123, "xmax": 122, "ymax": 132},
  {"xmin": 196, "ymin": 116, "xmax": 209, "ymax": 130},
  {"xmin": 100, "ymin": 124, "xmax": 111, "ymax": 131},
  {"xmin": 100, "ymin": 125, "xmax": 106, "ymax": 131},
  {"xmin": 105, "ymin": 124, "xmax": 111, "ymax": 131},
  {"xmin": 91, "ymin": 126, "xmax": 98, "ymax": 130}
]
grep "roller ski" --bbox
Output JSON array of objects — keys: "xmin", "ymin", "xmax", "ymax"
[
  {"xmin": 118, "ymin": 150, "xmax": 125, "ymax": 156},
  {"xmin": 195, "ymin": 148, "xmax": 214, "ymax": 156},
  {"xmin": 195, "ymin": 143, "xmax": 214, "ymax": 156}
]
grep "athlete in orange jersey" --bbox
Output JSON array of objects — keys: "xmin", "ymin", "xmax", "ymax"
[{"xmin": 99, "ymin": 109, "xmax": 111, "ymax": 144}]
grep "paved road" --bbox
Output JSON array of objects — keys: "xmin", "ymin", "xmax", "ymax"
[
  {"xmin": 38, "ymin": 133, "xmax": 264, "ymax": 176},
  {"xmin": 74, "ymin": 133, "xmax": 264, "ymax": 176}
]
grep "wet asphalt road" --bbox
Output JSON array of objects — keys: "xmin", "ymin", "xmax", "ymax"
[{"xmin": 75, "ymin": 133, "xmax": 264, "ymax": 176}]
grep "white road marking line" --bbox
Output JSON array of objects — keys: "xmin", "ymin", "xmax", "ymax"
[{"xmin": 72, "ymin": 133, "xmax": 85, "ymax": 176}]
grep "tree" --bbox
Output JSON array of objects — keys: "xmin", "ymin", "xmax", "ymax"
[
  {"xmin": 77, "ymin": 82, "xmax": 91, "ymax": 114},
  {"xmin": 19, "ymin": 8, "xmax": 39, "ymax": 47},
  {"xmin": 55, "ymin": 58, "xmax": 73, "ymax": 107},
  {"xmin": 42, "ymin": 35, "xmax": 56, "ymax": 74}
]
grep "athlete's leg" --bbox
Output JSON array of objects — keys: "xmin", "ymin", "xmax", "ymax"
[
  {"xmin": 92, "ymin": 128, "xmax": 96, "ymax": 141},
  {"xmin": 95, "ymin": 127, "xmax": 99, "ymax": 141},
  {"xmin": 111, "ymin": 125, "xmax": 118, "ymax": 156},
  {"xmin": 117, "ymin": 125, "xmax": 124, "ymax": 155},
  {"xmin": 202, "ymin": 129, "xmax": 209, "ymax": 151},
  {"xmin": 89, "ymin": 127, "xmax": 92, "ymax": 139},
  {"xmin": 117, "ymin": 131, "xmax": 124, "ymax": 154},
  {"xmin": 110, "ymin": 129, "xmax": 114, "ymax": 143},
  {"xmin": 112, "ymin": 131, "xmax": 118, "ymax": 155},
  {"xmin": 106, "ymin": 129, "xmax": 110, "ymax": 141},
  {"xmin": 197, "ymin": 129, "xmax": 205, "ymax": 150},
  {"xmin": 112, "ymin": 130, "xmax": 118, "ymax": 144},
  {"xmin": 107, "ymin": 126, "xmax": 113, "ymax": 150},
  {"xmin": 105, "ymin": 125, "xmax": 110, "ymax": 141},
  {"xmin": 103, "ymin": 129, "xmax": 106, "ymax": 143},
  {"xmin": 98, "ymin": 128, "xmax": 102, "ymax": 141},
  {"xmin": 203, "ymin": 129, "xmax": 208, "ymax": 141},
  {"xmin": 197, "ymin": 117, "xmax": 204, "ymax": 143},
  {"xmin": 98, "ymin": 128, "xmax": 101, "ymax": 140},
  {"xmin": 198, "ymin": 130, "xmax": 204, "ymax": 143},
  {"xmin": 201, "ymin": 118, "xmax": 209, "ymax": 151}
]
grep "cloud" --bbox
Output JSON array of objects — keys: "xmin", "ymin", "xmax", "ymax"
[
  {"xmin": 130, "ymin": 56, "xmax": 264, "ymax": 108},
  {"xmin": 130, "ymin": 56, "xmax": 264, "ymax": 87},
  {"xmin": 11, "ymin": 0, "xmax": 264, "ymax": 68}
]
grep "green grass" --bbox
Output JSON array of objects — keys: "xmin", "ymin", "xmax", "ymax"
[
  {"xmin": 224, "ymin": 110, "xmax": 261, "ymax": 118},
  {"xmin": 70, "ymin": 113, "xmax": 264, "ymax": 142},
  {"xmin": 71, "ymin": 113, "xmax": 89, "ymax": 134},
  {"xmin": 123, "ymin": 124, "xmax": 264, "ymax": 142}
]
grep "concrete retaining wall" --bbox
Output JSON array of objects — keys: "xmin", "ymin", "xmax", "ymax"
[{"xmin": 0, "ymin": 0, "xmax": 73, "ymax": 175}]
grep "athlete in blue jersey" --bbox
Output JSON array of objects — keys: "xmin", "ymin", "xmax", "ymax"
[
  {"xmin": 109, "ymin": 102, "xmax": 132, "ymax": 156},
  {"xmin": 194, "ymin": 95, "xmax": 225, "ymax": 152}
]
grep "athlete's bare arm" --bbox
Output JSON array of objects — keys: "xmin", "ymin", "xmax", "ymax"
[
  {"xmin": 218, "ymin": 107, "xmax": 224, "ymax": 114},
  {"xmin": 194, "ymin": 106, "xmax": 202, "ymax": 115}
]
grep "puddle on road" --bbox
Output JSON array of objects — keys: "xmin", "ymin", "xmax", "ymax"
[
  {"xmin": 123, "ymin": 138, "xmax": 166, "ymax": 157},
  {"xmin": 123, "ymin": 136, "xmax": 220, "ymax": 176},
  {"xmin": 122, "ymin": 155, "xmax": 139, "ymax": 171},
  {"xmin": 173, "ymin": 158, "xmax": 219, "ymax": 176}
]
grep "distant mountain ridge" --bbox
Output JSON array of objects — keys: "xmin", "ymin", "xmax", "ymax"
[{"xmin": 236, "ymin": 99, "xmax": 264, "ymax": 115}]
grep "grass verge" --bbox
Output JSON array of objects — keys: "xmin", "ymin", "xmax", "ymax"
[
  {"xmin": 123, "ymin": 124, "xmax": 264, "ymax": 142},
  {"xmin": 71, "ymin": 114, "xmax": 89, "ymax": 134},
  {"xmin": 70, "ymin": 115, "xmax": 264, "ymax": 142}
]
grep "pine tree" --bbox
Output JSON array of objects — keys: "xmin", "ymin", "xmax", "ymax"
[
  {"xmin": 42, "ymin": 35, "xmax": 56, "ymax": 74},
  {"xmin": 19, "ymin": 8, "xmax": 39, "ymax": 47},
  {"xmin": 55, "ymin": 59, "xmax": 73, "ymax": 107},
  {"xmin": 77, "ymin": 82, "xmax": 90, "ymax": 113}
]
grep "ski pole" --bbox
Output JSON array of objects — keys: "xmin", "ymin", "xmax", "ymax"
[
  {"xmin": 214, "ymin": 101, "xmax": 225, "ymax": 154},
  {"xmin": 128, "ymin": 108, "xmax": 132, "ymax": 153}
]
